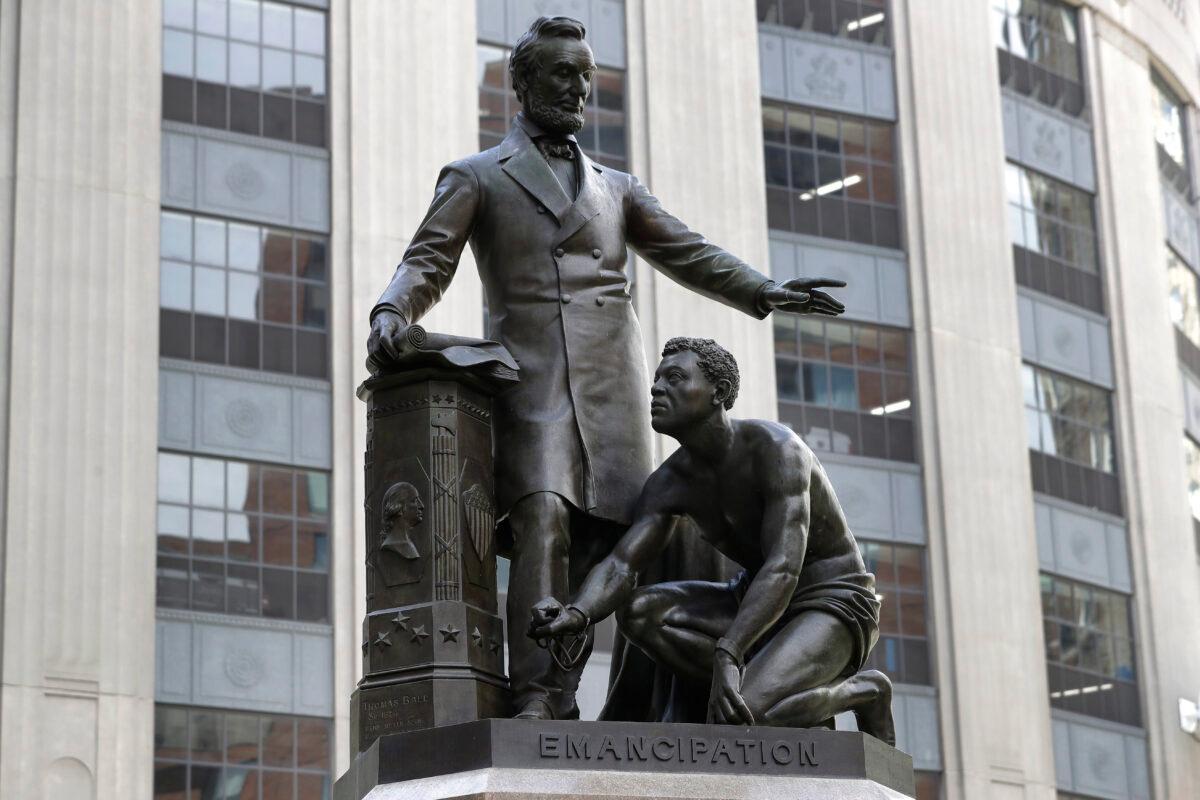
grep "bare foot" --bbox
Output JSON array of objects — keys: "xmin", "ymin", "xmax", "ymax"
[{"xmin": 849, "ymin": 669, "xmax": 896, "ymax": 746}]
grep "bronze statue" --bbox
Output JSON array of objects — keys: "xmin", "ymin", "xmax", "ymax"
[
  {"xmin": 530, "ymin": 338, "xmax": 894, "ymax": 745},
  {"xmin": 367, "ymin": 16, "xmax": 845, "ymax": 721},
  {"xmin": 375, "ymin": 482, "xmax": 423, "ymax": 587}
]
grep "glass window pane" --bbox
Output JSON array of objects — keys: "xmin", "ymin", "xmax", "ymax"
[
  {"xmin": 228, "ymin": 272, "xmax": 261, "ymax": 320},
  {"xmin": 229, "ymin": 223, "xmax": 262, "ymax": 271},
  {"xmin": 296, "ymin": 719, "xmax": 330, "ymax": 769},
  {"xmin": 161, "ymin": 212, "xmax": 193, "ymax": 260},
  {"xmin": 230, "ymin": 42, "xmax": 260, "ymax": 89},
  {"xmin": 296, "ymin": 238, "xmax": 326, "ymax": 281},
  {"xmin": 158, "ymin": 452, "xmax": 191, "ymax": 503},
  {"xmin": 262, "ymin": 47, "xmax": 292, "ymax": 94},
  {"xmin": 196, "ymin": 0, "xmax": 227, "ymax": 36},
  {"xmin": 192, "ymin": 457, "xmax": 225, "ymax": 507},
  {"xmin": 225, "ymin": 712, "xmax": 260, "ymax": 764},
  {"xmin": 295, "ymin": 522, "xmax": 328, "ymax": 569},
  {"xmin": 294, "ymin": 9, "xmax": 326, "ymax": 55},
  {"xmin": 191, "ymin": 710, "xmax": 223, "ymax": 761},
  {"xmin": 163, "ymin": 30, "xmax": 195, "ymax": 78},
  {"xmin": 157, "ymin": 504, "xmax": 190, "ymax": 550},
  {"xmin": 194, "ymin": 267, "xmax": 227, "ymax": 316},
  {"xmin": 230, "ymin": 0, "xmax": 260, "ymax": 42},
  {"xmin": 262, "ymin": 568, "xmax": 295, "ymax": 618},
  {"xmin": 294, "ymin": 54, "xmax": 325, "ymax": 99},
  {"xmin": 262, "ymin": 1, "xmax": 293, "ymax": 49},
  {"xmin": 262, "ymin": 717, "xmax": 294, "ymax": 766},
  {"xmin": 195, "ymin": 217, "xmax": 226, "ymax": 265},
  {"xmin": 161, "ymin": 260, "xmax": 193, "ymax": 312},
  {"xmin": 164, "ymin": 0, "xmax": 196, "ymax": 29},
  {"xmin": 263, "ymin": 278, "xmax": 294, "ymax": 324},
  {"xmin": 195, "ymin": 35, "xmax": 227, "ymax": 84}
]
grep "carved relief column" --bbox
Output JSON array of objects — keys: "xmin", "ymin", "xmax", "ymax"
[
  {"xmin": 0, "ymin": 1, "xmax": 160, "ymax": 798},
  {"xmin": 350, "ymin": 363, "xmax": 516, "ymax": 755}
]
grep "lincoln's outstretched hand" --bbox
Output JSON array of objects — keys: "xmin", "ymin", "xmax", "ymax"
[
  {"xmin": 761, "ymin": 277, "xmax": 847, "ymax": 316},
  {"xmin": 367, "ymin": 309, "xmax": 408, "ymax": 364}
]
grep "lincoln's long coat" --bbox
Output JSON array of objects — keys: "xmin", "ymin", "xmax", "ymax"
[{"xmin": 375, "ymin": 117, "xmax": 771, "ymax": 524}]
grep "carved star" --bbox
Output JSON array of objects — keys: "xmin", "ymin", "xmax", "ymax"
[
  {"xmin": 431, "ymin": 394, "xmax": 443, "ymax": 403},
  {"xmin": 488, "ymin": 636, "xmax": 501, "ymax": 654},
  {"xmin": 390, "ymin": 611, "xmax": 411, "ymax": 631},
  {"xmin": 361, "ymin": 639, "xmax": 370, "ymax": 655},
  {"xmin": 439, "ymin": 625, "xmax": 461, "ymax": 643},
  {"xmin": 373, "ymin": 631, "xmax": 392, "ymax": 650},
  {"xmin": 471, "ymin": 627, "xmax": 483, "ymax": 647},
  {"xmin": 410, "ymin": 625, "xmax": 429, "ymax": 644}
]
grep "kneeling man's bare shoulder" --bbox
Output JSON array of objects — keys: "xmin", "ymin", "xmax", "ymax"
[{"xmin": 739, "ymin": 419, "xmax": 815, "ymax": 484}]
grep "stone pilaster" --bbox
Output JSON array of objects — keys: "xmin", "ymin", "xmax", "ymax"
[
  {"xmin": 329, "ymin": 0, "xmax": 482, "ymax": 772},
  {"xmin": 893, "ymin": 1, "xmax": 1056, "ymax": 796},
  {"xmin": 1088, "ymin": 14, "xmax": 1200, "ymax": 798},
  {"xmin": 0, "ymin": 1, "xmax": 160, "ymax": 798}
]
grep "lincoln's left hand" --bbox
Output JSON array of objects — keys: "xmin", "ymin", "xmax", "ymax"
[{"xmin": 761, "ymin": 277, "xmax": 847, "ymax": 316}]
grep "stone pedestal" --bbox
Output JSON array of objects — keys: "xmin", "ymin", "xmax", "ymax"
[
  {"xmin": 354, "ymin": 364, "xmax": 519, "ymax": 754},
  {"xmin": 334, "ymin": 720, "xmax": 915, "ymax": 800}
]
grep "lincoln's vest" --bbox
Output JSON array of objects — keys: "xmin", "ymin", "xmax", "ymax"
[{"xmin": 375, "ymin": 115, "xmax": 771, "ymax": 525}]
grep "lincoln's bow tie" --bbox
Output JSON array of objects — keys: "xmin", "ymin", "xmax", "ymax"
[{"xmin": 536, "ymin": 138, "xmax": 576, "ymax": 161}]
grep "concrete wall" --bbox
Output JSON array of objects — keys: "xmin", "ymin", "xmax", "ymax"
[
  {"xmin": 1088, "ymin": 10, "xmax": 1200, "ymax": 798},
  {"xmin": 0, "ymin": 1, "xmax": 161, "ymax": 798}
]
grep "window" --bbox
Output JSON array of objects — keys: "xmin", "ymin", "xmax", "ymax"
[
  {"xmin": 1006, "ymin": 163, "xmax": 1103, "ymax": 312},
  {"xmin": 159, "ymin": 211, "xmax": 329, "ymax": 378},
  {"xmin": 775, "ymin": 316, "xmax": 915, "ymax": 462},
  {"xmin": 861, "ymin": 542, "xmax": 931, "ymax": 685},
  {"xmin": 915, "ymin": 772, "xmax": 943, "ymax": 800},
  {"xmin": 991, "ymin": 0, "xmax": 1085, "ymax": 117},
  {"xmin": 756, "ymin": 0, "xmax": 890, "ymax": 47},
  {"xmin": 154, "ymin": 705, "xmax": 330, "ymax": 800},
  {"xmin": 162, "ymin": 0, "xmax": 328, "ymax": 146},
  {"xmin": 763, "ymin": 102, "xmax": 901, "ymax": 249},
  {"xmin": 477, "ymin": 43, "xmax": 628, "ymax": 171},
  {"xmin": 156, "ymin": 452, "xmax": 331, "ymax": 623},
  {"xmin": 1168, "ymin": 247, "xmax": 1200, "ymax": 348},
  {"xmin": 1041, "ymin": 574, "xmax": 1140, "ymax": 726},
  {"xmin": 1153, "ymin": 73, "xmax": 1190, "ymax": 196},
  {"xmin": 1184, "ymin": 436, "xmax": 1200, "ymax": 558},
  {"xmin": 1023, "ymin": 365, "xmax": 1114, "ymax": 474}
]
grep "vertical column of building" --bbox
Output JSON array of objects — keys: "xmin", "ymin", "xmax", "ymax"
[
  {"xmin": 328, "ymin": 0, "xmax": 480, "ymax": 768},
  {"xmin": 754, "ymin": 2, "xmax": 941, "ymax": 795},
  {"xmin": 989, "ymin": 3, "xmax": 1154, "ymax": 799},
  {"xmin": 897, "ymin": 0, "xmax": 1059, "ymax": 797},
  {"xmin": 1086, "ymin": 2, "xmax": 1200, "ymax": 797},
  {"xmin": 0, "ymin": 2, "xmax": 160, "ymax": 798},
  {"xmin": 473, "ymin": 0, "xmax": 630, "ymax": 716},
  {"xmin": 152, "ymin": 1, "xmax": 336, "ymax": 797}
]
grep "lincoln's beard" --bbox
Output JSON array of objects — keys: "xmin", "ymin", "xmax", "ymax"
[{"xmin": 523, "ymin": 90, "xmax": 585, "ymax": 135}]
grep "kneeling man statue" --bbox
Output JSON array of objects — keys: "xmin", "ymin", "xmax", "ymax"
[{"xmin": 530, "ymin": 337, "xmax": 895, "ymax": 744}]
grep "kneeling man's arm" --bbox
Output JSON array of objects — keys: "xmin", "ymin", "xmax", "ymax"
[
  {"xmin": 717, "ymin": 445, "xmax": 811, "ymax": 666},
  {"xmin": 529, "ymin": 474, "xmax": 677, "ymax": 639}
]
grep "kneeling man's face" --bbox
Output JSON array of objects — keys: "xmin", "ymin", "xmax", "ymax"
[{"xmin": 650, "ymin": 351, "xmax": 718, "ymax": 436}]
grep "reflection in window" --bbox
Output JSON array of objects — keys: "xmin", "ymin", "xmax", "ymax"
[
  {"xmin": 756, "ymin": 0, "xmax": 890, "ymax": 47},
  {"xmin": 476, "ymin": 43, "xmax": 627, "ymax": 171},
  {"xmin": 1168, "ymin": 247, "xmax": 1200, "ymax": 350},
  {"xmin": 775, "ymin": 316, "xmax": 915, "ymax": 462},
  {"xmin": 1023, "ymin": 364, "xmax": 1114, "ymax": 474},
  {"xmin": 991, "ymin": 0, "xmax": 1085, "ymax": 117},
  {"xmin": 1153, "ymin": 72, "xmax": 1190, "ymax": 196},
  {"xmin": 156, "ymin": 452, "xmax": 330, "ymax": 622},
  {"xmin": 763, "ymin": 102, "xmax": 901, "ymax": 249},
  {"xmin": 159, "ymin": 211, "xmax": 329, "ymax": 378},
  {"xmin": 1006, "ymin": 163, "xmax": 1103, "ymax": 312},
  {"xmin": 1040, "ymin": 574, "xmax": 1140, "ymax": 726},
  {"xmin": 861, "ymin": 542, "xmax": 932, "ymax": 685},
  {"xmin": 162, "ymin": 0, "xmax": 328, "ymax": 146},
  {"xmin": 154, "ymin": 705, "xmax": 331, "ymax": 800}
]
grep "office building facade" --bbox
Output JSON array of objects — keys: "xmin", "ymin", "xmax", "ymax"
[{"xmin": 0, "ymin": 1, "xmax": 1197, "ymax": 798}]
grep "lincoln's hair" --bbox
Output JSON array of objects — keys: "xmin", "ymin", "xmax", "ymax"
[
  {"xmin": 509, "ymin": 16, "xmax": 587, "ymax": 104},
  {"xmin": 662, "ymin": 337, "xmax": 740, "ymax": 410}
]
